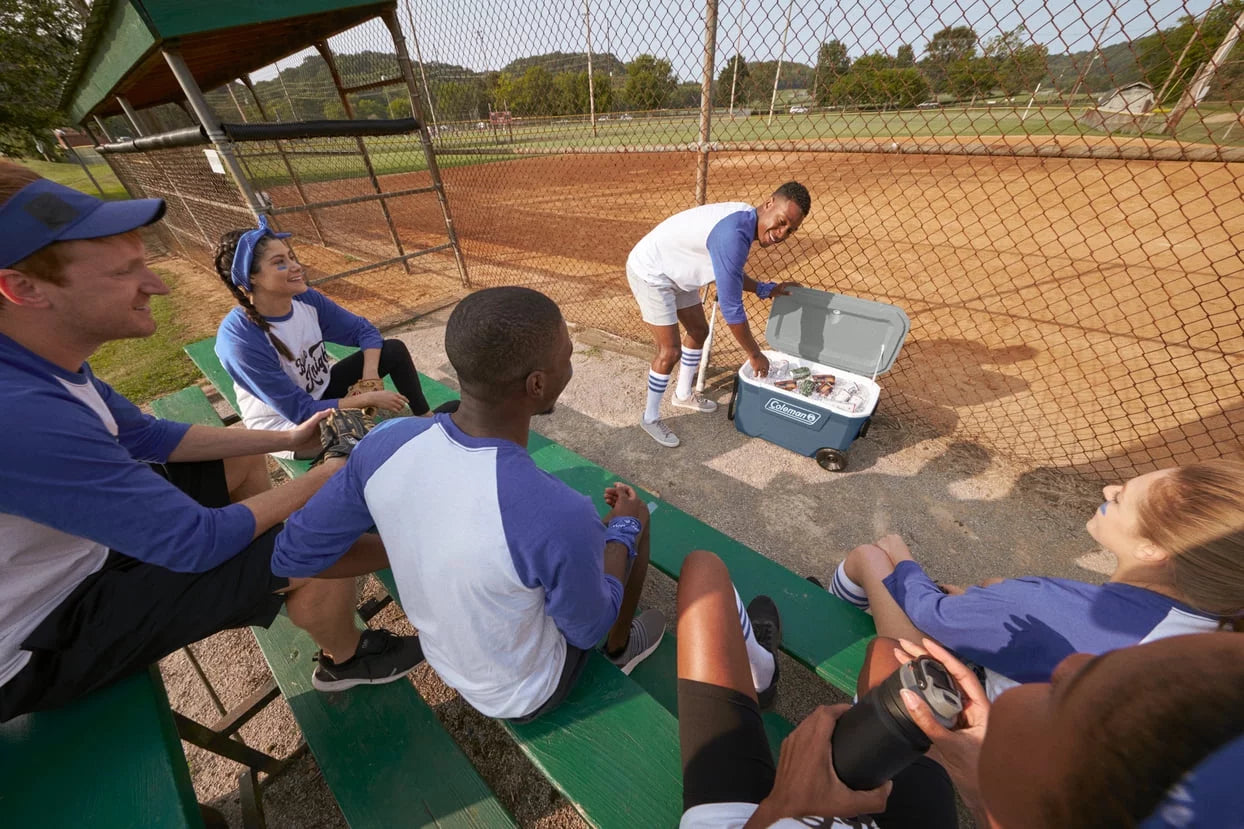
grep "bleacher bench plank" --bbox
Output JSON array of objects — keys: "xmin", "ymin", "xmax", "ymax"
[
  {"xmin": 255, "ymin": 609, "xmax": 516, "ymax": 828},
  {"xmin": 152, "ymin": 385, "xmax": 514, "ymax": 828},
  {"xmin": 0, "ymin": 667, "xmax": 202, "ymax": 828}
]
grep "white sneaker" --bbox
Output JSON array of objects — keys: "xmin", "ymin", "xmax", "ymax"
[
  {"xmin": 641, "ymin": 417, "xmax": 680, "ymax": 447},
  {"xmin": 606, "ymin": 609, "xmax": 667, "ymax": 675},
  {"xmin": 672, "ymin": 392, "xmax": 718, "ymax": 413}
]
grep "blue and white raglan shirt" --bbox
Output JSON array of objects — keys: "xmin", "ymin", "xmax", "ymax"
[
  {"xmin": 0, "ymin": 333, "xmax": 256, "ymax": 689},
  {"xmin": 884, "ymin": 560, "xmax": 1219, "ymax": 699},
  {"xmin": 216, "ymin": 289, "xmax": 383, "ymax": 434},
  {"xmin": 1140, "ymin": 735, "xmax": 1244, "ymax": 829},
  {"xmin": 627, "ymin": 202, "xmax": 758, "ymax": 324},
  {"xmin": 273, "ymin": 414, "xmax": 623, "ymax": 719}
]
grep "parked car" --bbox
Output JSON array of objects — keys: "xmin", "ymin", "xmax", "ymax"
[
  {"xmin": 788, "ymin": 105, "xmax": 809, "ymax": 114},
  {"xmin": 619, "ymin": 113, "xmax": 634, "ymax": 121},
  {"xmin": 916, "ymin": 101, "xmax": 941, "ymax": 109}
]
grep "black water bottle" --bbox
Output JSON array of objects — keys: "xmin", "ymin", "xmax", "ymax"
[{"xmin": 830, "ymin": 655, "xmax": 964, "ymax": 791}]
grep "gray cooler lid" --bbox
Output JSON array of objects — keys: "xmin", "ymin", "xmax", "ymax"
[{"xmin": 765, "ymin": 286, "xmax": 910, "ymax": 377}]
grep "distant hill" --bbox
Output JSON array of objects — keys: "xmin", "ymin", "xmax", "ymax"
[{"xmin": 501, "ymin": 51, "xmax": 627, "ymax": 77}]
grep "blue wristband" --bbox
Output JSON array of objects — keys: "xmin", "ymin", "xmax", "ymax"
[
  {"xmin": 755, "ymin": 281, "xmax": 779, "ymax": 299},
  {"xmin": 604, "ymin": 517, "xmax": 642, "ymax": 560}
]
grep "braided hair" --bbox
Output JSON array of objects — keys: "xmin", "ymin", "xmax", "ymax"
[{"xmin": 214, "ymin": 229, "xmax": 295, "ymax": 361}]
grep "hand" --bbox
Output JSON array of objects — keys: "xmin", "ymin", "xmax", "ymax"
[
  {"xmin": 773, "ymin": 281, "xmax": 800, "ymax": 297},
  {"xmin": 603, "ymin": 482, "xmax": 649, "ymax": 528},
  {"xmin": 752, "ymin": 705, "xmax": 891, "ymax": 824},
  {"xmin": 893, "ymin": 638, "xmax": 989, "ymax": 805},
  {"xmin": 749, "ymin": 353, "xmax": 771, "ymax": 378},
  {"xmin": 342, "ymin": 390, "xmax": 408, "ymax": 413},
  {"xmin": 874, "ymin": 533, "xmax": 915, "ymax": 565},
  {"xmin": 286, "ymin": 410, "xmax": 332, "ymax": 450}
]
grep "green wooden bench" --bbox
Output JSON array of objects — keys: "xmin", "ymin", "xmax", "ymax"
[
  {"xmin": 151, "ymin": 384, "xmax": 515, "ymax": 828},
  {"xmin": 181, "ymin": 335, "xmax": 876, "ymax": 826},
  {"xmin": 0, "ymin": 667, "xmax": 204, "ymax": 828}
]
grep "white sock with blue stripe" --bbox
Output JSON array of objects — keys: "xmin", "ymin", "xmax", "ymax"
[
  {"xmin": 735, "ymin": 587, "xmax": 774, "ymax": 693},
  {"xmin": 674, "ymin": 347, "xmax": 703, "ymax": 400},
  {"xmin": 644, "ymin": 370, "xmax": 670, "ymax": 423},
  {"xmin": 830, "ymin": 561, "xmax": 870, "ymax": 609}
]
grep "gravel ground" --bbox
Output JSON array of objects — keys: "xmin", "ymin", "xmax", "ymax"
[{"xmin": 168, "ymin": 307, "xmax": 1106, "ymax": 827}]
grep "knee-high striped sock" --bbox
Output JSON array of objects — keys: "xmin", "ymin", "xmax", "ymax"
[
  {"xmin": 674, "ymin": 347, "xmax": 703, "ymax": 399},
  {"xmin": 830, "ymin": 561, "xmax": 870, "ymax": 609},
  {"xmin": 644, "ymin": 370, "xmax": 670, "ymax": 423},
  {"xmin": 735, "ymin": 587, "xmax": 775, "ymax": 693}
]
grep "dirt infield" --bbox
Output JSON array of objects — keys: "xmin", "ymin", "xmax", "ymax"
[{"xmin": 264, "ymin": 147, "xmax": 1243, "ymax": 482}]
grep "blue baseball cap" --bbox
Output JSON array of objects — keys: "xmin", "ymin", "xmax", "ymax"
[
  {"xmin": 229, "ymin": 215, "xmax": 291, "ymax": 292},
  {"xmin": 0, "ymin": 178, "xmax": 165, "ymax": 269}
]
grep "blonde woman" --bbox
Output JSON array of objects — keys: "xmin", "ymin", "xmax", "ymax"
[{"xmin": 821, "ymin": 459, "xmax": 1244, "ymax": 699}]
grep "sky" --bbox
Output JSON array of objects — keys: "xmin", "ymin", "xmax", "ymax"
[{"xmin": 253, "ymin": 0, "xmax": 1216, "ymax": 84}]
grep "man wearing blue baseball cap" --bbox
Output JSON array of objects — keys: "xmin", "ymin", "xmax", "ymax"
[{"xmin": 0, "ymin": 161, "xmax": 423, "ymax": 721}]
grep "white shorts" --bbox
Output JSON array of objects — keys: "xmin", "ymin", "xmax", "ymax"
[{"xmin": 626, "ymin": 266, "xmax": 703, "ymax": 326}]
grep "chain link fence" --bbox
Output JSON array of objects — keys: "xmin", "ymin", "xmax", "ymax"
[{"xmin": 96, "ymin": 0, "xmax": 1242, "ymax": 481}]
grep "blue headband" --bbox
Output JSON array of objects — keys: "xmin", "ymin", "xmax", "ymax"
[
  {"xmin": 229, "ymin": 215, "xmax": 291, "ymax": 292},
  {"xmin": 0, "ymin": 179, "xmax": 164, "ymax": 269}
]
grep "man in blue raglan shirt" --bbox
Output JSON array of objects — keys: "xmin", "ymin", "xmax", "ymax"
[
  {"xmin": 627, "ymin": 182, "xmax": 810, "ymax": 448},
  {"xmin": 0, "ymin": 163, "xmax": 422, "ymax": 722},
  {"xmin": 275, "ymin": 286, "xmax": 666, "ymax": 721}
]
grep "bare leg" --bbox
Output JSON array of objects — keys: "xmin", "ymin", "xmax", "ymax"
[
  {"xmin": 844, "ymin": 544, "xmax": 927, "ymax": 644},
  {"xmin": 676, "ymin": 550, "xmax": 755, "ymax": 701},
  {"xmin": 605, "ymin": 520, "xmax": 653, "ymax": 653},
  {"xmin": 223, "ymin": 454, "xmax": 271, "ymax": 501},
  {"xmin": 282, "ymin": 576, "xmax": 362, "ymax": 662},
  {"xmin": 857, "ymin": 636, "xmax": 905, "ymax": 696},
  {"xmin": 675, "ymin": 303, "xmax": 710, "ymax": 351},
  {"xmin": 647, "ymin": 322, "xmax": 683, "ymax": 375}
]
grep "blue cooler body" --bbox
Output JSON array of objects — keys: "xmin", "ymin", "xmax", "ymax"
[{"xmin": 730, "ymin": 287, "xmax": 909, "ymax": 471}]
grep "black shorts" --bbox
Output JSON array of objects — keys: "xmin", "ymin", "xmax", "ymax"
[
  {"xmin": 678, "ymin": 679, "xmax": 958, "ymax": 828},
  {"xmin": 0, "ymin": 460, "xmax": 289, "ymax": 721},
  {"xmin": 508, "ymin": 643, "xmax": 591, "ymax": 724}
]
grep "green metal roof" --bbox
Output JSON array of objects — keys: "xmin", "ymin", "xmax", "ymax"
[{"xmin": 63, "ymin": 0, "xmax": 391, "ymax": 123}]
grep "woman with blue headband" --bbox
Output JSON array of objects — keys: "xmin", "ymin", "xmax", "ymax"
[{"xmin": 213, "ymin": 219, "xmax": 433, "ymax": 458}]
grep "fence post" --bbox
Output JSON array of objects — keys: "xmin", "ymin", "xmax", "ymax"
[
  {"xmin": 314, "ymin": 39, "xmax": 411, "ymax": 272},
  {"xmin": 118, "ymin": 94, "xmax": 215, "ymax": 249},
  {"xmin": 162, "ymin": 47, "xmax": 264, "ymax": 222},
  {"xmin": 240, "ymin": 74, "xmax": 328, "ymax": 246},
  {"xmin": 695, "ymin": 0, "xmax": 719, "ymax": 205},
  {"xmin": 382, "ymin": 5, "xmax": 472, "ymax": 288}
]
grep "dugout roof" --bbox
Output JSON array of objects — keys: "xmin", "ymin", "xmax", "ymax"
[{"xmin": 61, "ymin": 0, "xmax": 391, "ymax": 124}]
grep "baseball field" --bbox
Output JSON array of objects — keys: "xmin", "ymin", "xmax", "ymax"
[{"xmin": 260, "ymin": 136, "xmax": 1242, "ymax": 482}]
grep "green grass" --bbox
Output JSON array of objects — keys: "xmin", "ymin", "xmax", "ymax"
[
  {"xmin": 89, "ymin": 267, "xmax": 201, "ymax": 404},
  {"xmin": 18, "ymin": 159, "xmax": 128, "ymax": 200}
]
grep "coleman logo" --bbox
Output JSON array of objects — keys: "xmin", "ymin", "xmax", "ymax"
[{"xmin": 764, "ymin": 397, "xmax": 821, "ymax": 425}]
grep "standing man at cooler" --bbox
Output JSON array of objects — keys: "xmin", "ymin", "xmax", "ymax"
[{"xmin": 626, "ymin": 182, "xmax": 810, "ymax": 448}]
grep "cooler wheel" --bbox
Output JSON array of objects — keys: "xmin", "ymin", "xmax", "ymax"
[
  {"xmin": 815, "ymin": 448, "xmax": 848, "ymax": 472},
  {"xmin": 858, "ymin": 418, "xmax": 871, "ymax": 439}
]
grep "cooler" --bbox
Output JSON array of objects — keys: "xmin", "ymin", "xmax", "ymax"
[{"xmin": 727, "ymin": 287, "xmax": 909, "ymax": 471}]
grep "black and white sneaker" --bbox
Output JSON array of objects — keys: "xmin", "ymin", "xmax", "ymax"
[
  {"xmin": 747, "ymin": 595, "xmax": 783, "ymax": 710},
  {"xmin": 312, "ymin": 629, "xmax": 424, "ymax": 692}
]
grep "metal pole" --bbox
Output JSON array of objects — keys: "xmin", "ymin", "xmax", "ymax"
[
  {"xmin": 117, "ymin": 96, "xmax": 148, "ymax": 137},
  {"xmin": 383, "ymin": 6, "xmax": 471, "ymax": 287},
  {"xmin": 58, "ymin": 131, "xmax": 106, "ymax": 197},
  {"xmin": 119, "ymin": 95, "xmax": 215, "ymax": 247},
  {"xmin": 1165, "ymin": 7, "xmax": 1244, "ymax": 135},
  {"xmin": 315, "ymin": 38, "xmax": 410, "ymax": 271},
  {"xmin": 163, "ymin": 47, "xmax": 264, "ymax": 221},
  {"xmin": 584, "ymin": 0, "xmax": 597, "ymax": 137},
  {"xmin": 242, "ymin": 74, "xmax": 327, "ymax": 246},
  {"xmin": 695, "ymin": 0, "xmax": 719, "ymax": 205},
  {"xmin": 1068, "ymin": 14, "xmax": 1112, "ymax": 103},
  {"xmin": 767, "ymin": 0, "xmax": 793, "ymax": 126},
  {"xmin": 92, "ymin": 115, "xmax": 114, "ymax": 143},
  {"xmin": 1155, "ymin": 7, "xmax": 1212, "ymax": 106},
  {"xmin": 273, "ymin": 60, "xmax": 297, "ymax": 121},
  {"xmin": 729, "ymin": 0, "xmax": 746, "ymax": 113},
  {"xmin": 404, "ymin": 0, "xmax": 441, "ymax": 138}
]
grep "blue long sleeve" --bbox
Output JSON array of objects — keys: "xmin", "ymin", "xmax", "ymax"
[
  {"xmin": 298, "ymin": 290, "xmax": 383, "ymax": 350},
  {"xmin": 706, "ymin": 209, "xmax": 756, "ymax": 325}
]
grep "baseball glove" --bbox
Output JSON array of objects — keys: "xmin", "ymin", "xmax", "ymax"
[
  {"xmin": 346, "ymin": 378, "xmax": 386, "ymax": 417},
  {"xmin": 312, "ymin": 408, "xmax": 374, "ymax": 467}
]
